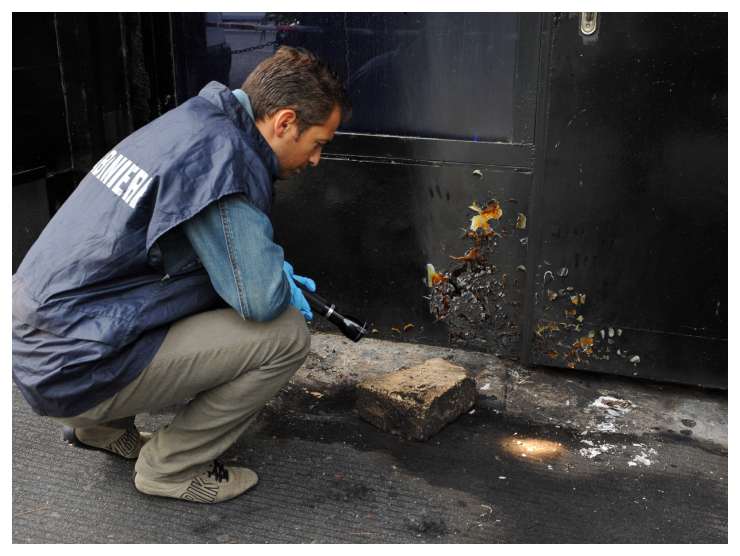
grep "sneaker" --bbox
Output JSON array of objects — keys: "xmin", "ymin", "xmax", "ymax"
[
  {"xmin": 134, "ymin": 460, "xmax": 258, "ymax": 503},
  {"xmin": 62, "ymin": 426, "xmax": 153, "ymax": 459}
]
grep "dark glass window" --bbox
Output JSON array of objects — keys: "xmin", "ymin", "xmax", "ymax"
[{"xmin": 208, "ymin": 12, "xmax": 519, "ymax": 142}]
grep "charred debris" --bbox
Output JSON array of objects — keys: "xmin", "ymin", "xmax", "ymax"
[
  {"xmin": 427, "ymin": 189, "xmax": 641, "ymax": 371},
  {"xmin": 427, "ymin": 197, "xmax": 525, "ymax": 358}
]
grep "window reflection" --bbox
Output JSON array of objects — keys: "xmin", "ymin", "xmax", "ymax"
[{"xmin": 207, "ymin": 13, "xmax": 518, "ymax": 142}]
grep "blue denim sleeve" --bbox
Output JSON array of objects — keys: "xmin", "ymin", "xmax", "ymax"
[{"xmin": 182, "ymin": 193, "xmax": 292, "ymax": 322}]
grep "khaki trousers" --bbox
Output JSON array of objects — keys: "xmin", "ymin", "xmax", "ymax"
[{"xmin": 54, "ymin": 307, "xmax": 310, "ymax": 481}]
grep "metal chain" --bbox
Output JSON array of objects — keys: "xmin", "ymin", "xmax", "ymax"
[{"xmin": 230, "ymin": 40, "xmax": 280, "ymax": 55}]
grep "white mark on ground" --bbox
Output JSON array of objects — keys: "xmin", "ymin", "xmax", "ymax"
[
  {"xmin": 591, "ymin": 396, "xmax": 634, "ymax": 416},
  {"xmin": 630, "ymin": 452, "xmax": 654, "ymax": 467},
  {"xmin": 596, "ymin": 421, "xmax": 618, "ymax": 433},
  {"xmin": 584, "ymin": 395, "xmax": 635, "ymax": 435},
  {"xmin": 579, "ymin": 440, "xmax": 616, "ymax": 459}
]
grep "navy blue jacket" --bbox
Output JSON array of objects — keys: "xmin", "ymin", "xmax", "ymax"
[{"xmin": 12, "ymin": 81, "xmax": 280, "ymax": 417}]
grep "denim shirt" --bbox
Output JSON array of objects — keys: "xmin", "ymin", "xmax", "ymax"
[{"xmin": 158, "ymin": 90, "xmax": 291, "ymax": 322}]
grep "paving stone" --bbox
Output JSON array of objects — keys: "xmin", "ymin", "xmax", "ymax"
[{"xmin": 355, "ymin": 358, "xmax": 477, "ymax": 440}]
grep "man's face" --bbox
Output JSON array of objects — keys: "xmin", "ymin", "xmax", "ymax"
[{"xmin": 272, "ymin": 105, "xmax": 342, "ymax": 179}]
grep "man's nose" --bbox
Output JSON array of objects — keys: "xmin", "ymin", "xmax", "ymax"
[{"xmin": 309, "ymin": 150, "xmax": 321, "ymax": 167}]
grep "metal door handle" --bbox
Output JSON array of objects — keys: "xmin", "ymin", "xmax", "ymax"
[{"xmin": 580, "ymin": 12, "xmax": 598, "ymax": 35}]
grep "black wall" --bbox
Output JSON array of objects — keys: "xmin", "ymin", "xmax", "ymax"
[{"xmin": 12, "ymin": 12, "xmax": 728, "ymax": 388}]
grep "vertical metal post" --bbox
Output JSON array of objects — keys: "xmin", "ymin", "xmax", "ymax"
[
  {"xmin": 520, "ymin": 13, "xmax": 556, "ymax": 366},
  {"xmin": 168, "ymin": 13, "xmax": 180, "ymax": 106},
  {"xmin": 118, "ymin": 13, "xmax": 134, "ymax": 132},
  {"xmin": 52, "ymin": 13, "xmax": 74, "ymax": 170}
]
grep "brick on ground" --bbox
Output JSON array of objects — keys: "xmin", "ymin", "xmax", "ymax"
[{"xmin": 355, "ymin": 358, "xmax": 477, "ymax": 441}]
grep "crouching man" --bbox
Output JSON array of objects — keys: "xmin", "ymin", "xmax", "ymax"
[{"xmin": 12, "ymin": 46, "xmax": 349, "ymax": 503}]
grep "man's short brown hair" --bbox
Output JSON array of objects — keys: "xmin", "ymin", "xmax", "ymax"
[{"xmin": 242, "ymin": 46, "xmax": 350, "ymax": 132}]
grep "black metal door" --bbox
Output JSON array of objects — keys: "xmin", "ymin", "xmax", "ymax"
[
  {"xmin": 190, "ymin": 13, "xmax": 544, "ymax": 356},
  {"xmin": 522, "ymin": 13, "xmax": 727, "ymax": 388}
]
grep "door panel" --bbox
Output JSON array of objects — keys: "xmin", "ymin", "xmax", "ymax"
[{"xmin": 523, "ymin": 13, "xmax": 727, "ymax": 388}]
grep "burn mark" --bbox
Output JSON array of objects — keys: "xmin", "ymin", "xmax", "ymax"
[
  {"xmin": 532, "ymin": 263, "xmax": 641, "ymax": 370},
  {"xmin": 427, "ymin": 199, "xmax": 527, "ymax": 358}
]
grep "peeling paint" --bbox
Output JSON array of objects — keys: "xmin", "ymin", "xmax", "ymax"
[
  {"xmin": 469, "ymin": 200, "xmax": 502, "ymax": 232},
  {"xmin": 532, "ymin": 263, "xmax": 642, "ymax": 370},
  {"xmin": 426, "ymin": 263, "xmax": 447, "ymax": 287},
  {"xmin": 428, "ymin": 198, "xmax": 525, "ymax": 356},
  {"xmin": 450, "ymin": 247, "xmax": 485, "ymax": 264},
  {"xmin": 570, "ymin": 293, "xmax": 587, "ymax": 305}
]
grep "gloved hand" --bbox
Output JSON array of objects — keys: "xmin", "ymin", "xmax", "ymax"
[{"xmin": 283, "ymin": 261, "xmax": 316, "ymax": 321}]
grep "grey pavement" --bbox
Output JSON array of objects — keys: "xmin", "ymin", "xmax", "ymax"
[{"xmin": 13, "ymin": 332, "xmax": 727, "ymax": 543}]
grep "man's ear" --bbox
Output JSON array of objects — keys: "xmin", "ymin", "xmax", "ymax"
[{"xmin": 274, "ymin": 109, "xmax": 298, "ymax": 138}]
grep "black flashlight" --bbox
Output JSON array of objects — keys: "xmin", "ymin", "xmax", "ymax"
[{"xmin": 299, "ymin": 286, "xmax": 368, "ymax": 342}]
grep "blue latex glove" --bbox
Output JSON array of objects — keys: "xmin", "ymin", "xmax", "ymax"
[{"xmin": 283, "ymin": 261, "xmax": 316, "ymax": 321}]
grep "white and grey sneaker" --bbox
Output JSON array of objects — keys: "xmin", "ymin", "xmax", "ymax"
[
  {"xmin": 134, "ymin": 460, "xmax": 259, "ymax": 504},
  {"xmin": 62, "ymin": 426, "xmax": 152, "ymax": 459}
]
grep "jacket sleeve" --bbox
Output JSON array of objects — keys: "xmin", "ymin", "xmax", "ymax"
[{"xmin": 182, "ymin": 193, "xmax": 292, "ymax": 322}]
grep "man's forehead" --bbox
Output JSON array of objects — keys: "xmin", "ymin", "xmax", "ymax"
[
  {"xmin": 305, "ymin": 106, "xmax": 341, "ymax": 139},
  {"xmin": 324, "ymin": 105, "xmax": 342, "ymax": 129},
  {"xmin": 315, "ymin": 123, "xmax": 339, "ymax": 140},
  {"xmin": 316, "ymin": 128, "xmax": 336, "ymax": 141}
]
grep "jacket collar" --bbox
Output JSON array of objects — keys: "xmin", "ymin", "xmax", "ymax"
[
  {"xmin": 231, "ymin": 88, "xmax": 254, "ymax": 120},
  {"xmin": 197, "ymin": 81, "xmax": 280, "ymax": 181}
]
